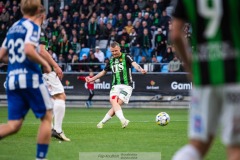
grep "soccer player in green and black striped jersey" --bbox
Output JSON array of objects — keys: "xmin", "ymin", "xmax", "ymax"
[
  {"xmin": 171, "ymin": 1, "xmax": 240, "ymax": 160},
  {"xmin": 86, "ymin": 41, "xmax": 147, "ymax": 128}
]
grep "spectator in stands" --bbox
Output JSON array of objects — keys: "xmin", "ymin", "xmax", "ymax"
[
  {"xmin": 94, "ymin": 46, "xmax": 105, "ymax": 63},
  {"xmin": 151, "ymin": 56, "xmax": 161, "ymax": 72},
  {"xmin": 133, "ymin": 12, "xmax": 143, "ymax": 27},
  {"xmin": 129, "ymin": 28, "xmax": 140, "ymax": 62},
  {"xmin": 88, "ymin": 51, "xmax": 101, "ymax": 72},
  {"xmin": 151, "ymin": 12, "xmax": 161, "ymax": 31},
  {"xmin": 87, "ymin": 17, "xmax": 98, "ymax": 49},
  {"xmin": 98, "ymin": 12, "xmax": 107, "ymax": 25},
  {"xmin": 69, "ymin": 28, "xmax": 78, "ymax": 42},
  {"xmin": 80, "ymin": 0, "xmax": 92, "ymax": 19},
  {"xmin": 97, "ymin": 3, "xmax": 108, "ymax": 17},
  {"xmin": 10, "ymin": 5, "xmax": 21, "ymax": 23},
  {"xmin": 105, "ymin": 22, "xmax": 113, "ymax": 40},
  {"xmin": 71, "ymin": 54, "xmax": 80, "ymax": 72},
  {"xmin": 71, "ymin": 37, "xmax": 81, "ymax": 54},
  {"xmin": 69, "ymin": 0, "xmax": 80, "ymax": 16},
  {"xmin": 98, "ymin": 20, "xmax": 108, "ymax": 40},
  {"xmin": 79, "ymin": 13, "xmax": 88, "ymax": 26},
  {"xmin": 108, "ymin": 30, "xmax": 118, "ymax": 46},
  {"xmin": 49, "ymin": 35, "xmax": 59, "ymax": 56},
  {"xmin": 59, "ymin": 35, "xmax": 72, "ymax": 60},
  {"xmin": 79, "ymin": 54, "xmax": 89, "ymax": 72},
  {"xmin": 142, "ymin": 12, "xmax": 152, "ymax": 27},
  {"xmin": 117, "ymin": 28, "xmax": 130, "ymax": 43},
  {"xmin": 106, "ymin": 13, "xmax": 116, "ymax": 28},
  {"xmin": 124, "ymin": 21, "xmax": 134, "ymax": 34},
  {"xmin": 161, "ymin": 46, "xmax": 174, "ymax": 63},
  {"xmin": 72, "ymin": 11, "xmax": 80, "ymax": 25},
  {"xmin": 78, "ymin": 28, "xmax": 87, "ymax": 48},
  {"xmin": 139, "ymin": 56, "xmax": 150, "ymax": 70},
  {"xmin": 120, "ymin": 39, "xmax": 130, "ymax": 54},
  {"xmin": 151, "ymin": 2, "xmax": 161, "ymax": 17},
  {"xmin": 168, "ymin": 54, "xmax": 181, "ymax": 72},
  {"xmin": 47, "ymin": 5, "xmax": 59, "ymax": 20},
  {"xmin": 154, "ymin": 28, "xmax": 167, "ymax": 56},
  {"xmin": 159, "ymin": 10, "xmax": 171, "ymax": 33},
  {"xmin": 58, "ymin": 54, "xmax": 66, "ymax": 71},
  {"xmin": 137, "ymin": 28, "xmax": 152, "ymax": 60},
  {"xmin": 0, "ymin": 8, "xmax": 9, "ymax": 24},
  {"xmin": 90, "ymin": 0, "xmax": 100, "ymax": 15},
  {"xmin": 115, "ymin": 13, "xmax": 125, "ymax": 32},
  {"xmin": 105, "ymin": 0, "xmax": 117, "ymax": 15},
  {"xmin": 132, "ymin": 4, "xmax": 141, "ymax": 19},
  {"xmin": 49, "ymin": 49, "xmax": 58, "ymax": 62},
  {"xmin": 0, "ymin": 23, "xmax": 7, "ymax": 45},
  {"xmin": 0, "ymin": 1, "xmax": 4, "ymax": 14},
  {"xmin": 137, "ymin": 0, "xmax": 147, "ymax": 10},
  {"xmin": 51, "ymin": 22, "xmax": 60, "ymax": 39}
]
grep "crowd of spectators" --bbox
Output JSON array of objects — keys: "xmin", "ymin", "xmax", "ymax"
[{"xmin": 0, "ymin": 0, "xmax": 192, "ymax": 72}]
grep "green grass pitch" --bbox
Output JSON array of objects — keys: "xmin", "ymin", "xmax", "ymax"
[{"xmin": 0, "ymin": 107, "xmax": 225, "ymax": 160}]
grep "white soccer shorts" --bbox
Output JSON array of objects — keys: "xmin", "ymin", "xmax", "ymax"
[
  {"xmin": 43, "ymin": 71, "xmax": 64, "ymax": 96},
  {"xmin": 189, "ymin": 84, "xmax": 240, "ymax": 145},
  {"xmin": 110, "ymin": 84, "xmax": 133, "ymax": 104}
]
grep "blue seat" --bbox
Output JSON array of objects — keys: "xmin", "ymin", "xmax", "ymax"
[
  {"xmin": 105, "ymin": 49, "xmax": 112, "ymax": 58},
  {"xmin": 161, "ymin": 64, "xmax": 168, "ymax": 73},
  {"xmin": 157, "ymin": 56, "xmax": 162, "ymax": 62},
  {"xmin": 79, "ymin": 48, "xmax": 90, "ymax": 60}
]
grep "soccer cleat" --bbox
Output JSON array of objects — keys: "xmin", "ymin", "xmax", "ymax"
[
  {"xmin": 52, "ymin": 129, "xmax": 70, "ymax": 141},
  {"xmin": 121, "ymin": 119, "xmax": 130, "ymax": 128},
  {"xmin": 97, "ymin": 122, "xmax": 104, "ymax": 128}
]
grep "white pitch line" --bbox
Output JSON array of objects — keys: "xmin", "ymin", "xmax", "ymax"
[{"xmin": 21, "ymin": 120, "xmax": 187, "ymax": 125}]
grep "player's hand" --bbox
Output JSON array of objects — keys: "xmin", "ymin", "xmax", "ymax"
[
  {"xmin": 54, "ymin": 66, "xmax": 63, "ymax": 80},
  {"xmin": 85, "ymin": 76, "xmax": 93, "ymax": 82},
  {"xmin": 140, "ymin": 69, "xmax": 147, "ymax": 74}
]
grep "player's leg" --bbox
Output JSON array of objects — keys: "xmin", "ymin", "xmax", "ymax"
[
  {"xmin": 0, "ymin": 120, "xmax": 23, "ymax": 139},
  {"xmin": 43, "ymin": 72, "xmax": 70, "ymax": 141},
  {"xmin": 111, "ymin": 85, "xmax": 132, "ymax": 128},
  {"xmin": 0, "ymin": 89, "xmax": 27, "ymax": 139},
  {"xmin": 172, "ymin": 86, "xmax": 221, "ymax": 160},
  {"xmin": 222, "ymin": 84, "xmax": 240, "ymax": 160},
  {"xmin": 88, "ymin": 90, "xmax": 94, "ymax": 106},
  {"xmin": 27, "ymin": 84, "xmax": 53, "ymax": 160},
  {"xmin": 97, "ymin": 107, "xmax": 115, "ymax": 128},
  {"xmin": 36, "ymin": 110, "xmax": 52, "ymax": 160},
  {"xmin": 52, "ymin": 92, "xmax": 70, "ymax": 141}
]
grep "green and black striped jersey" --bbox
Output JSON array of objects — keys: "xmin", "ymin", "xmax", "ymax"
[
  {"xmin": 104, "ymin": 53, "xmax": 134, "ymax": 86},
  {"xmin": 173, "ymin": 0, "xmax": 240, "ymax": 86}
]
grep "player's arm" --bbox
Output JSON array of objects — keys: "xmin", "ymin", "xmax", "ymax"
[
  {"xmin": 0, "ymin": 38, "xmax": 9, "ymax": 63},
  {"xmin": 25, "ymin": 43, "xmax": 51, "ymax": 73},
  {"xmin": 39, "ymin": 44, "xmax": 63, "ymax": 79},
  {"xmin": 132, "ymin": 61, "xmax": 147, "ymax": 74},
  {"xmin": 86, "ymin": 70, "xmax": 107, "ymax": 82},
  {"xmin": 77, "ymin": 76, "xmax": 86, "ymax": 82},
  {"xmin": 171, "ymin": 18, "xmax": 191, "ymax": 73}
]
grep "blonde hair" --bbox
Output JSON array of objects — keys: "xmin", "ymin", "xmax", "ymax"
[{"xmin": 21, "ymin": 0, "xmax": 41, "ymax": 16}]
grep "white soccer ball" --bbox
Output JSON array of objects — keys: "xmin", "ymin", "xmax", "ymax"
[{"xmin": 156, "ymin": 112, "xmax": 170, "ymax": 126}]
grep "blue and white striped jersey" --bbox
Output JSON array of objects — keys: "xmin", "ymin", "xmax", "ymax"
[{"xmin": 2, "ymin": 18, "xmax": 42, "ymax": 90}]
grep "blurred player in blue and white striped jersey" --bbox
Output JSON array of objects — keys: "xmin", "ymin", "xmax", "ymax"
[{"xmin": 0, "ymin": 0, "xmax": 52, "ymax": 160}]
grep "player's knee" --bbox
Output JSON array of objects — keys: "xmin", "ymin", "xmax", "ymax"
[
  {"xmin": 7, "ymin": 121, "xmax": 23, "ymax": 134},
  {"xmin": 110, "ymin": 95, "xmax": 118, "ymax": 104},
  {"xmin": 172, "ymin": 144, "xmax": 201, "ymax": 160}
]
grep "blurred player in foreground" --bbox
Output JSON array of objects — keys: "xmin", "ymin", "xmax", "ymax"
[
  {"xmin": 171, "ymin": 0, "xmax": 240, "ymax": 160},
  {"xmin": 77, "ymin": 71, "xmax": 99, "ymax": 108},
  {"xmin": 86, "ymin": 41, "xmax": 147, "ymax": 128},
  {"xmin": 0, "ymin": 0, "xmax": 52, "ymax": 159},
  {"xmin": 34, "ymin": 5, "xmax": 70, "ymax": 142}
]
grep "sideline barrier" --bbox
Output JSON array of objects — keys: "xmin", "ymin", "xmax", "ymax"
[{"xmin": 0, "ymin": 73, "xmax": 191, "ymax": 96}]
